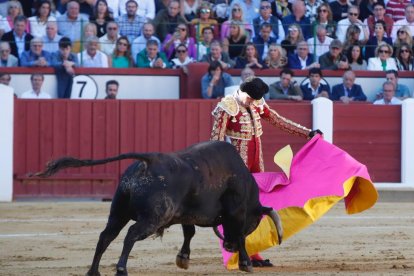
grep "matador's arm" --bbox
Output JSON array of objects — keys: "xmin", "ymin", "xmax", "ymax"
[
  {"xmin": 210, "ymin": 109, "xmax": 230, "ymax": 141},
  {"xmin": 261, "ymin": 103, "xmax": 311, "ymax": 138}
]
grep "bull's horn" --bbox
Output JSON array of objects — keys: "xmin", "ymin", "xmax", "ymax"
[
  {"xmin": 213, "ymin": 226, "xmax": 224, "ymax": 240},
  {"xmin": 268, "ymin": 210, "xmax": 283, "ymax": 245}
]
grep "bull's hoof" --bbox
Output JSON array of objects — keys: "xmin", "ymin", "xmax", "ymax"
[
  {"xmin": 239, "ymin": 260, "xmax": 253, "ymax": 273},
  {"xmin": 115, "ymin": 266, "xmax": 127, "ymax": 276},
  {"xmin": 85, "ymin": 270, "xmax": 101, "ymax": 276},
  {"xmin": 176, "ymin": 252, "xmax": 190, "ymax": 269}
]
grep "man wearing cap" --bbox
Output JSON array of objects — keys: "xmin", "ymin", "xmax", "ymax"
[
  {"xmin": 211, "ymin": 76, "xmax": 321, "ymax": 266},
  {"xmin": 319, "ymin": 39, "xmax": 350, "ymax": 70}
]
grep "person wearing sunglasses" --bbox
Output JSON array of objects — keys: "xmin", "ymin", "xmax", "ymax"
[
  {"xmin": 367, "ymin": 42, "xmax": 397, "ymax": 71},
  {"xmin": 111, "ymin": 36, "xmax": 134, "ymax": 68},
  {"xmin": 395, "ymin": 43, "xmax": 414, "ymax": 71},
  {"xmin": 230, "ymin": 0, "xmax": 261, "ymax": 25},
  {"xmin": 319, "ymin": 39, "xmax": 350, "ymax": 70},
  {"xmin": 162, "ymin": 23, "xmax": 196, "ymax": 60},
  {"xmin": 190, "ymin": 1, "xmax": 218, "ymax": 42},
  {"xmin": 281, "ymin": 0, "xmax": 311, "ymax": 40},
  {"xmin": 99, "ymin": 21, "xmax": 121, "ymax": 56},
  {"xmin": 170, "ymin": 43, "xmax": 194, "ymax": 73},
  {"xmin": 336, "ymin": 6, "xmax": 368, "ymax": 44},
  {"xmin": 221, "ymin": 3, "xmax": 253, "ymax": 41},
  {"xmin": 252, "ymin": 0, "xmax": 284, "ymax": 44},
  {"xmin": 314, "ymin": 3, "xmax": 336, "ymax": 39},
  {"xmin": 390, "ymin": 3, "xmax": 414, "ymax": 41},
  {"xmin": 392, "ymin": 26, "xmax": 413, "ymax": 56}
]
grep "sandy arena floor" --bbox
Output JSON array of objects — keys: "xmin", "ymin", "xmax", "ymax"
[{"xmin": 0, "ymin": 201, "xmax": 413, "ymax": 276}]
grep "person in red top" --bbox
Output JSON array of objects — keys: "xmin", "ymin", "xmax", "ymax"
[
  {"xmin": 386, "ymin": 0, "xmax": 411, "ymax": 22},
  {"xmin": 210, "ymin": 77, "xmax": 321, "ymax": 265}
]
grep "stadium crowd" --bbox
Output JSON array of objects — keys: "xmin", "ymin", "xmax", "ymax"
[{"xmin": 0, "ymin": 0, "xmax": 413, "ymax": 103}]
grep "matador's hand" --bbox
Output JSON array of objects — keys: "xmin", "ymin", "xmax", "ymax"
[{"xmin": 308, "ymin": 129, "xmax": 323, "ymax": 138}]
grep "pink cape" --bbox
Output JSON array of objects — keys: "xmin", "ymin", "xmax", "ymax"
[{"xmin": 221, "ymin": 135, "xmax": 378, "ymax": 269}]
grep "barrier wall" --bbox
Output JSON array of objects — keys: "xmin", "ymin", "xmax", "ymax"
[{"xmin": 10, "ymin": 99, "xmax": 405, "ymax": 199}]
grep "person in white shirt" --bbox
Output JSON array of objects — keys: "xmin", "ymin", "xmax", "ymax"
[
  {"xmin": 20, "ymin": 73, "xmax": 51, "ymax": 99},
  {"xmin": 28, "ymin": 0, "xmax": 57, "ymax": 38},
  {"xmin": 307, "ymin": 24, "xmax": 333, "ymax": 60},
  {"xmin": 131, "ymin": 22, "xmax": 160, "ymax": 60},
  {"xmin": 99, "ymin": 21, "xmax": 120, "ymax": 55},
  {"xmin": 335, "ymin": 6, "xmax": 369, "ymax": 43},
  {"xmin": 119, "ymin": 0, "xmax": 155, "ymax": 20},
  {"xmin": 78, "ymin": 36, "xmax": 109, "ymax": 67},
  {"xmin": 373, "ymin": 81, "xmax": 402, "ymax": 105},
  {"xmin": 391, "ymin": 4, "xmax": 414, "ymax": 41}
]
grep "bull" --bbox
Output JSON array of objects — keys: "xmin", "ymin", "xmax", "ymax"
[{"xmin": 34, "ymin": 141, "xmax": 283, "ymax": 275}]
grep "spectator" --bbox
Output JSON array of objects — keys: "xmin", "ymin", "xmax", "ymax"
[
  {"xmin": 359, "ymin": 0, "xmax": 385, "ymax": 22},
  {"xmin": 90, "ymin": 0, "xmax": 114, "ymax": 38},
  {"xmin": 314, "ymin": 3, "xmax": 336, "ymax": 39},
  {"xmin": 20, "ymin": 37, "xmax": 52, "ymax": 67},
  {"xmin": 136, "ymin": 38, "xmax": 170, "ymax": 68},
  {"xmin": 230, "ymin": 0, "xmax": 261, "ymax": 25},
  {"xmin": 269, "ymin": 68, "xmax": 303, "ymax": 101},
  {"xmin": 364, "ymin": 3, "xmax": 393, "ymax": 38},
  {"xmin": 395, "ymin": 43, "xmax": 414, "ymax": 71},
  {"xmin": 221, "ymin": 3, "xmax": 253, "ymax": 41},
  {"xmin": 119, "ymin": 0, "xmax": 156, "ymax": 20},
  {"xmin": 0, "ymin": 73, "xmax": 12, "ymax": 86},
  {"xmin": 392, "ymin": 26, "xmax": 413, "ymax": 55},
  {"xmin": 51, "ymin": 37, "xmax": 78, "ymax": 98},
  {"xmin": 0, "ymin": 15, "xmax": 33, "ymax": 60},
  {"xmin": 105, "ymin": 80, "xmax": 119, "ymax": 99},
  {"xmin": 319, "ymin": 39, "xmax": 350, "ymax": 70},
  {"xmin": 336, "ymin": 6, "xmax": 368, "ymax": 44},
  {"xmin": 57, "ymin": 1, "xmax": 89, "ymax": 50},
  {"xmin": 234, "ymin": 42, "xmax": 264, "ymax": 69},
  {"xmin": 364, "ymin": 20, "xmax": 393, "ymax": 61},
  {"xmin": 329, "ymin": 0, "xmax": 350, "ymax": 22},
  {"xmin": 200, "ymin": 40, "xmax": 235, "ymax": 69},
  {"xmin": 111, "ymin": 36, "xmax": 134, "ymax": 68},
  {"xmin": 300, "ymin": 67, "xmax": 330, "ymax": 100},
  {"xmin": 391, "ymin": 4, "xmax": 414, "ymax": 41},
  {"xmin": 201, "ymin": 60, "xmax": 234, "ymax": 99},
  {"xmin": 282, "ymin": 0, "xmax": 311, "ymax": 40},
  {"xmin": 307, "ymin": 24, "xmax": 333, "ymax": 60},
  {"xmin": 373, "ymin": 81, "xmax": 402, "ymax": 105},
  {"xmin": 304, "ymin": 0, "xmax": 324, "ymax": 23},
  {"xmin": 28, "ymin": 0, "xmax": 56, "ymax": 38},
  {"xmin": 263, "ymin": 43, "xmax": 287, "ymax": 69},
  {"xmin": 281, "ymin": 23, "xmax": 304, "ymax": 56},
  {"xmin": 197, "ymin": 26, "xmax": 214, "ymax": 60},
  {"xmin": 0, "ymin": 41, "xmax": 18, "ymax": 67},
  {"xmin": 20, "ymin": 73, "xmax": 51, "ymax": 99},
  {"xmin": 180, "ymin": 0, "xmax": 201, "ymax": 23},
  {"xmin": 331, "ymin": 70, "xmax": 367, "ymax": 103},
  {"xmin": 72, "ymin": 22, "xmax": 98, "ymax": 53},
  {"xmin": 342, "ymin": 24, "xmax": 365, "ymax": 54},
  {"xmin": 367, "ymin": 42, "xmax": 397, "ymax": 71},
  {"xmin": 274, "ymin": 0, "xmax": 291, "ymax": 19},
  {"xmin": 252, "ymin": 0, "xmax": 284, "ymax": 44},
  {"xmin": 162, "ymin": 22, "xmax": 196, "ymax": 60},
  {"xmin": 190, "ymin": 1, "xmax": 218, "ymax": 41},
  {"xmin": 77, "ymin": 36, "xmax": 109, "ymax": 67},
  {"xmin": 131, "ymin": 22, "xmax": 161, "ymax": 60},
  {"xmin": 42, "ymin": 21, "xmax": 62, "ymax": 53},
  {"xmin": 381, "ymin": 69, "xmax": 411, "ymax": 99},
  {"xmin": 170, "ymin": 43, "xmax": 195, "ymax": 73},
  {"xmin": 386, "ymin": 0, "xmax": 410, "ymax": 22},
  {"xmin": 252, "ymin": 22, "xmax": 277, "ymax": 61},
  {"xmin": 347, "ymin": 44, "xmax": 367, "ymax": 70},
  {"xmin": 153, "ymin": 0, "xmax": 187, "ymax": 42},
  {"xmin": 222, "ymin": 20, "xmax": 250, "ymax": 60},
  {"xmin": 288, "ymin": 40, "xmax": 319, "ymax": 70},
  {"xmin": 117, "ymin": 0, "xmax": 146, "ymax": 43},
  {"xmin": 3, "ymin": 0, "xmax": 28, "ymax": 34},
  {"xmin": 59, "ymin": 0, "xmax": 95, "ymax": 17},
  {"xmin": 99, "ymin": 21, "xmax": 121, "ymax": 55}
]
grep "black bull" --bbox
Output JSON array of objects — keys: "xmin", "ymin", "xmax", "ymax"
[{"xmin": 35, "ymin": 141, "xmax": 283, "ymax": 274}]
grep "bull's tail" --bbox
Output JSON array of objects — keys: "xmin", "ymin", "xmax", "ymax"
[{"xmin": 33, "ymin": 153, "xmax": 152, "ymax": 177}]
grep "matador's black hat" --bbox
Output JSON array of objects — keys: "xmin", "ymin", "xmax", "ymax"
[{"xmin": 240, "ymin": 77, "xmax": 269, "ymax": 100}]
